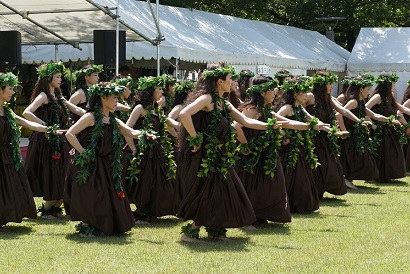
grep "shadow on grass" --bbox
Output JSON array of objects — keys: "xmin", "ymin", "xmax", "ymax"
[
  {"xmin": 291, "ymin": 211, "xmax": 322, "ymax": 219},
  {"xmin": 0, "ymin": 225, "xmax": 33, "ymax": 238},
  {"xmin": 179, "ymin": 236, "xmax": 251, "ymax": 252},
  {"xmin": 364, "ymin": 179, "xmax": 408, "ymax": 187},
  {"xmin": 140, "ymin": 217, "xmax": 183, "ymax": 228},
  {"xmin": 347, "ymin": 184, "xmax": 383, "ymax": 195},
  {"xmin": 243, "ymin": 223, "xmax": 291, "ymax": 236},
  {"xmin": 24, "ymin": 215, "xmax": 71, "ymax": 225},
  {"xmin": 320, "ymin": 197, "xmax": 348, "ymax": 207},
  {"xmin": 65, "ymin": 232, "xmax": 133, "ymax": 245}
]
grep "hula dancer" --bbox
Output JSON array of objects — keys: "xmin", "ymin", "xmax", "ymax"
[
  {"xmin": 112, "ymin": 75, "xmax": 133, "ymax": 122},
  {"xmin": 121, "ymin": 76, "xmax": 177, "ymax": 224},
  {"xmin": 176, "ymin": 63, "xmax": 288, "ymax": 242},
  {"xmin": 366, "ymin": 74, "xmax": 410, "ymax": 182},
  {"xmin": 64, "ymin": 83, "xmax": 150, "ymax": 236},
  {"xmin": 0, "ymin": 72, "xmax": 62, "ymax": 232},
  {"xmin": 23, "ymin": 62, "xmax": 85, "ymax": 219},
  {"xmin": 69, "ymin": 64, "xmax": 103, "ymax": 123}
]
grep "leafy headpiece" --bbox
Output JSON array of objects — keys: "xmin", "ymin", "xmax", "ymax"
[
  {"xmin": 88, "ymin": 83, "xmax": 125, "ymax": 97},
  {"xmin": 375, "ymin": 74, "xmax": 399, "ymax": 85},
  {"xmin": 231, "ymin": 73, "xmax": 240, "ymax": 80},
  {"xmin": 75, "ymin": 64, "xmax": 104, "ymax": 78},
  {"xmin": 340, "ymin": 76, "xmax": 353, "ymax": 86},
  {"xmin": 350, "ymin": 76, "xmax": 374, "ymax": 87},
  {"xmin": 0, "ymin": 72, "xmax": 19, "ymax": 87},
  {"xmin": 157, "ymin": 74, "xmax": 177, "ymax": 88},
  {"xmin": 274, "ymin": 70, "xmax": 291, "ymax": 79},
  {"xmin": 37, "ymin": 62, "xmax": 66, "ymax": 78},
  {"xmin": 137, "ymin": 76, "xmax": 163, "ymax": 91},
  {"xmin": 281, "ymin": 77, "xmax": 312, "ymax": 93},
  {"xmin": 114, "ymin": 76, "xmax": 133, "ymax": 88},
  {"xmin": 239, "ymin": 70, "xmax": 255, "ymax": 78},
  {"xmin": 407, "ymin": 79, "xmax": 410, "ymax": 85},
  {"xmin": 360, "ymin": 73, "xmax": 375, "ymax": 81},
  {"xmin": 312, "ymin": 72, "xmax": 338, "ymax": 85},
  {"xmin": 202, "ymin": 66, "xmax": 236, "ymax": 79},
  {"xmin": 246, "ymin": 79, "xmax": 279, "ymax": 95},
  {"xmin": 174, "ymin": 80, "xmax": 195, "ymax": 94}
]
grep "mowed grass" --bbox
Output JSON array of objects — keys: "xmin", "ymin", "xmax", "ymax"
[{"xmin": 1, "ymin": 178, "xmax": 409, "ymax": 273}]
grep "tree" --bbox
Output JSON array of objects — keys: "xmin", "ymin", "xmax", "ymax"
[{"xmin": 159, "ymin": 0, "xmax": 410, "ymax": 51}]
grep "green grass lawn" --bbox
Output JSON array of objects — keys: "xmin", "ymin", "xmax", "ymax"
[{"xmin": 1, "ymin": 178, "xmax": 409, "ymax": 273}]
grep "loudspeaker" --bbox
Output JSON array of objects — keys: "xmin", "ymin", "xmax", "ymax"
[
  {"xmin": 0, "ymin": 31, "xmax": 22, "ymax": 65},
  {"xmin": 94, "ymin": 30, "xmax": 126, "ymax": 66}
]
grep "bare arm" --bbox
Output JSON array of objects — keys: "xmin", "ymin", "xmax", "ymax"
[
  {"xmin": 331, "ymin": 97, "xmax": 360, "ymax": 123},
  {"xmin": 124, "ymin": 104, "xmax": 146, "ymax": 154},
  {"xmin": 179, "ymin": 94, "xmax": 212, "ymax": 138},
  {"xmin": 15, "ymin": 115, "xmax": 48, "ymax": 132},
  {"xmin": 22, "ymin": 92, "xmax": 48, "ymax": 125},
  {"xmin": 65, "ymin": 113, "xmax": 95, "ymax": 153},
  {"xmin": 169, "ymin": 104, "xmax": 184, "ymax": 120},
  {"xmin": 64, "ymin": 98, "xmax": 86, "ymax": 116},
  {"xmin": 116, "ymin": 102, "xmax": 131, "ymax": 111},
  {"xmin": 68, "ymin": 89, "xmax": 86, "ymax": 105}
]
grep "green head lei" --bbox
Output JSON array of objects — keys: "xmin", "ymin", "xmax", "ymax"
[
  {"xmin": 274, "ymin": 70, "xmax": 292, "ymax": 79},
  {"xmin": 350, "ymin": 77, "xmax": 374, "ymax": 87},
  {"xmin": 375, "ymin": 74, "xmax": 399, "ymax": 85},
  {"xmin": 114, "ymin": 76, "xmax": 133, "ymax": 88},
  {"xmin": 202, "ymin": 66, "xmax": 236, "ymax": 79},
  {"xmin": 231, "ymin": 73, "xmax": 240, "ymax": 80},
  {"xmin": 37, "ymin": 62, "xmax": 66, "ymax": 79},
  {"xmin": 281, "ymin": 77, "xmax": 312, "ymax": 93},
  {"xmin": 239, "ymin": 70, "xmax": 255, "ymax": 78},
  {"xmin": 340, "ymin": 76, "xmax": 353, "ymax": 86},
  {"xmin": 174, "ymin": 80, "xmax": 195, "ymax": 94},
  {"xmin": 246, "ymin": 79, "xmax": 279, "ymax": 95},
  {"xmin": 137, "ymin": 76, "xmax": 163, "ymax": 91},
  {"xmin": 75, "ymin": 64, "xmax": 104, "ymax": 78},
  {"xmin": 0, "ymin": 72, "xmax": 19, "ymax": 87},
  {"xmin": 157, "ymin": 74, "xmax": 177, "ymax": 88},
  {"xmin": 407, "ymin": 79, "xmax": 410, "ymax": 85},
  {"xmin": 312, "ymin": 72, "xmax": 338, "ymax": 85},
  {"xmin": 360, "ymin": 73, "xmax": 375, "ymax": 82},
  {"xmin": 88, "ymin": 83, "xmax": 125, "ymax": 97}
]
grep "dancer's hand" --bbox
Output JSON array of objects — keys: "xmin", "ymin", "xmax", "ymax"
[{"xmin": 191, "ymin": 145, "xmax": 201, "ymax": 152}]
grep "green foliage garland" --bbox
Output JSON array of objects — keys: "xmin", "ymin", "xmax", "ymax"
[
  {"xmin": 75, "ymin": 64, "xmax": 104, "ymax": 78},
  {"xmin": 3, "ymin": 103, "xmax": 23, "ymax": 171},
  {"xmin": 181, "ymin": 223, "xmax": 199, "ymax": 239},
  {"xmin": 328, "ymin": 126, "xmax": 341, "ymax": 157},
  {"xmin": 0, "ymin": 72, "xmax": 19, "ymax": 87},
  {"xmin": 74, "ymin": 110, "xmax": 125, "ymax": 198},
  {"xmin": 157, "ymin": 105, "xmax": 177, "ymax": 181},
  {"xmin": 37, "ymin": 62, "xmax": 65, "ymax": 78},
  {"xmin": 197, "ymin": 93, "xmax": 239, "ymax": 180},
  {"xmin": 187, "ymin": 132, "xmax": 204, "ymax": 147},
  {"xmin": 202, "ymin": 66, "xmax": 236, "ymax": 79},
  {"xmin": 375, "ymin": 74, "xmax": 399, "ymax": 85},
  {"xmin": 246, "ymin": 80, "xmax": 279, "ymax": 95},
  {"xmin": 312, "ymin": 72, "xmax": 338, "ymax": 85}
]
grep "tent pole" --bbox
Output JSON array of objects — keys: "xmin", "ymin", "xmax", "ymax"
[
  {"xmin": 115, "ymin": 0, "xmax": 119, "ymax": 76},
  {"xmin": 55, "ymin": 44, "xmax": 59, "ymax": 61}
]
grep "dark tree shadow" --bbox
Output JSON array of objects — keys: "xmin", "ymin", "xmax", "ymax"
[
  {"xmin": 0, "ymin": 225, "xmax": 33, "ymax": 238},
  {"xmin": 65, "ymin": 232, "xmax": 133, "ymax": 245},
  {"xmin": 178, "ymin": 236, "xmax": 251, "ymax": 252}
]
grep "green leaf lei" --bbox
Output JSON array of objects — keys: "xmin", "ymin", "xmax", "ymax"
[
  {"xmin": 375, "ymin": 74, "xmax": 399, "ymax": 85},
  {"xmin": 74, "ymin": 109, "xmax": 125, "ymax": 198},
  {"xmin": 328, "ymin": 126, "xmax": 341, "ymax": 157},
  {"xmin": 239, "ymin": 106, "xmax": 283, "ymax": 178},
  {"xmin": 202, "ymin": 66, "xmax": 236, "ymax": 79},
  {"xmin": 3, "ymin": 103, "xmax": 23, "ymax": 171},
  {"xmin": 187, "ymin": 132, "xmax": 204, "ymax": 147},
  {"xmin": 0, "ymin": 72, "xmax": 19, "ymax": 87},
  {"xmin": 353, "ymin": 118, "xmax": 373, "ymax": 155},
  {"xmin": 283, "ymin": 105, "xmax": 319, "ymax": 170},
  {"xmin": 197, "ymin": 93, "xmax": 239, "ymax": 180},
  {"xmin": 115, "ymin": 98, "xmax": 130, "ymax": 123},
  {"xmin": 37, "ymin": 62, "xmax": 66, "ymax": 78},
  {"xmin": 75, "ymin": 64, "xmax": 104, "ymax": 78},
  {"xmin": 127, "ymin": 106, "xmax": 175, "ymax": 184},
  {"xmin": 312, "ymin": 72, "xmax": 338, "ymax": 85},
  {"xmin": 246, "ymin": 80, "xmax": 279, "ymax": 95}
]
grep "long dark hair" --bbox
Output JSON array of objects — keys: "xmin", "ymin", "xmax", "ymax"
[
  {"xmin": 343, "ymin": 84, "xmax": 361, "ymax": 106},
  {"xmin": 237, "ymin": 69, "xmax": 253, "ymax": 101},
  {"xmin": 311, "ymin": 71, "xmax": 332, "ymax": 117},
  {"xmin": 31, "ymin": 75, "xmax": 63, "ymax": 104},
  {"xmin": 240, "ymin": 76, "xmax": 271, "ymax": 116},
  {"xmin": 133, "ymin": 87, "xmax": 156, "ymax": 109},
  {"xmin": 401, "ymin": 84, "xmax": 410, "ymax": 104},
  {"xmin": 370, "ymin": 73, "xmax": 397, "ymax": 113}
]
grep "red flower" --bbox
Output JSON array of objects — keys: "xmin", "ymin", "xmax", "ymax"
[
  {"xmin": 116, "ymin": 190, "xmax": 125, "ymax": 199},
  {"xmin": 52, "ymin": 153, "xmax": 61, "ymax": 160}
]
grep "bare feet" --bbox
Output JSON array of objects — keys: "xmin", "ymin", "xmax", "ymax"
[
  {"xmin": 181, "ymin": 234, "xmax": 203, "ymax": 243},
  {"xmin": 345, "ymin": 179, "xmax": 358, "ymax": 190}
]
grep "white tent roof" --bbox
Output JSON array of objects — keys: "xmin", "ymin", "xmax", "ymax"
[
  {"xmin": 347, "ymin": 28, "xmax": 410, "ymax": 72},
  {"xmin": 347, "ymin": 27, "xmax": 410, "ymax": 101},
  {"xmin": 1, "ymin": 0, "xmax": 349, "ymax": 71}
]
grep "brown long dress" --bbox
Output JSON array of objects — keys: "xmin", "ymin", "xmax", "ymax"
[
  {"xmin": 235, "ymin": 123, "xmax": 291, "ymax": 222},
  {"xmin": 121, "ymin": 114, "xmax": 175, "ymax": 218},
  {"xmin": 307, "ymin": 106, "xmax": 347, "ymax": 198},
  {"xmin": 176, "ymin": 110, "xmax": 256, "ymax": 228},
  {"xmin": 340, "ymin": 104, "xmax": 379, "ymax": 181},
  {"xmin": 0, "ymin": 116, "xmax": 37, "ymax": 226},
  {"xmin": 64, "ymin": 124, "xmax": 135, "ymax": 235},
  {"xmin": 25, "ymin": 103, "xmax": 70, "ymax": 200}
]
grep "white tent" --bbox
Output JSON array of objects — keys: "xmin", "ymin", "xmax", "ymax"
[
  {"xmin": 1, "ymin": 0, "xmax": 350, "ymax": 74},
  {"xmin": 347, "ymin": 27, "xmax": 410, "ymax": 101}
]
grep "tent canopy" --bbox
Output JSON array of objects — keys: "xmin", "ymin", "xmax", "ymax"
[
  {"xmin": 1, "ymin": 0, "xmax": 350, "ymax": 72},
  {"xmin": 347, "ymin": 27, "xmax": 410, "ymax": 100}
]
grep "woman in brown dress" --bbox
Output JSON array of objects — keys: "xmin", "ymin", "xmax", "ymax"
[
  {"xmin": 0, "ymin": 72, "xmax": 60, "ymax": 232},
  {"xmin": 65, "ymin": 83, "xmax": 149, "ymax": 236},
  {"xmin": 176, "ymin": 63, "xmax": 288, "ymax": 242},
  {"xmin": 23, "ymin": 62, "xmax": 85, "ymax": 219}
]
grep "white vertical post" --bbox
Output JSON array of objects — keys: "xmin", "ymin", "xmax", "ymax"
[
  {"xmin": 156, "ymin": 0, "xmax": 160, "ymax": 76},
  {"xmin": 115, "ymin": 0, "xmax": 120, "ymax": 76},
  {"xmin": 55, "ymin": 44, "xmax": 59, "ymax": 61}
]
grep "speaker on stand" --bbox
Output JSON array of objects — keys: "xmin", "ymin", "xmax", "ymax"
[
  {"xmin": 0, "ymin": 30, "xmax": 22, "ymax": 66},
  {"xmin": 93, "ymin": 30, "xmax": 126, "ymax": 81}
]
